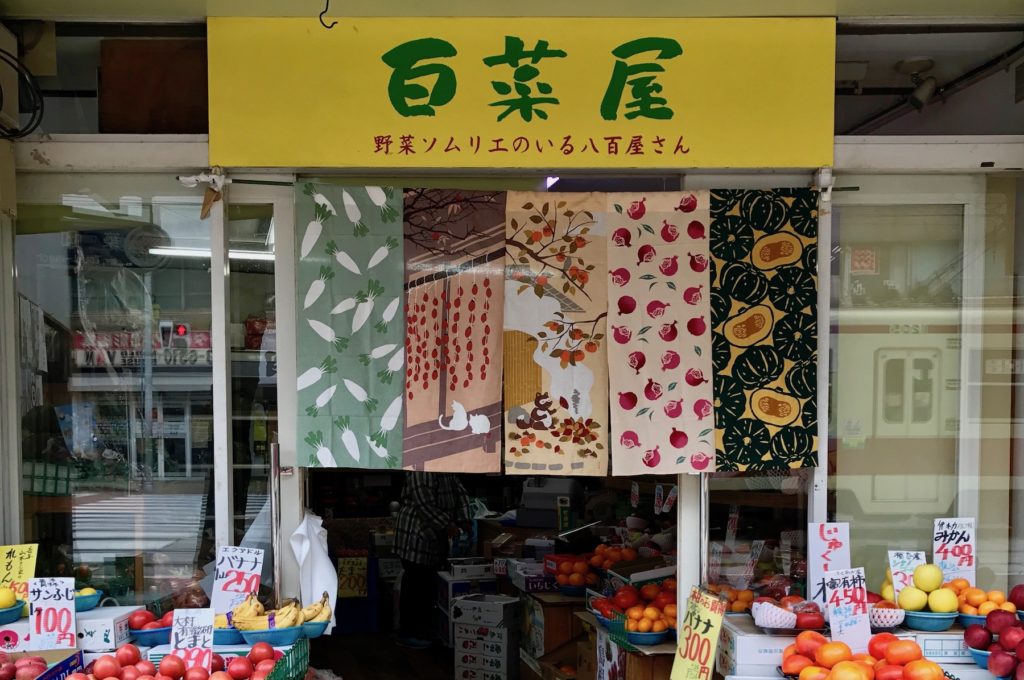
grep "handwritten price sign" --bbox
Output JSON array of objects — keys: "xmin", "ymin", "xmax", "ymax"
[
  {"xmin": 1, "ymin": 544, "xmax": 38, "ymax": 605},
  {"xmin": 170, "ymin": 609, "xmax": 215, "ymax": 671},
  {"xmin": 933, "ymin": 518, "xmax": 976, "ymax": 584},
  {"xmin": 808, "ymin": 523, "xmax": 851, "ymax": 610},
  {"xmin": 210, "ymin": 546, "xmax": 264, "ymax": 614},
  {"xmin": 825, "ymin": 567, "xmax": 871, "ymax": 654},
  {"xmin": 337, "ymin": 558, "xmax": 368, "ymax": 599},
  {"xmin": 671, "ymin": 587, "xmax": 725, "ymax": 680},
  {"xmin": 888, "ymin": 550, "xmax": 926, "ymax": 600},
  {"xmin": 28, "ymin": 577, "xmax": 76, "ymax": 650}
]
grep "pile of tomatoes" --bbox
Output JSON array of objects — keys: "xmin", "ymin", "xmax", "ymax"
[
  {"xmin": 781, "ymin": 631, "xmax": 943, "ymax": 680},
  {"xmin": 128, "ymin": 611, "xmax": 174, "ymax": 632},
  {"xmin": 591, "ymin": 579, "xmax": 678, "ymax": 635},
  {"xmin": 67, "ymin": 642, "xmax": 280, "ymax": 680}
]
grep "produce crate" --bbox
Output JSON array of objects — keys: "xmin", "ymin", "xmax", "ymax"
[{"xmin": 266, "ymin": 637, "xmax": 308, "ymax": 680}]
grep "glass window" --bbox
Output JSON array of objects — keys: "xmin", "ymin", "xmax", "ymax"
[
  {"xmin": 830, "ymin": 174, "xmax": 1024, "ymax": 592},
  {"xmin": 16, "ymin": 174, "xmax": 214, "ymax": 607}
]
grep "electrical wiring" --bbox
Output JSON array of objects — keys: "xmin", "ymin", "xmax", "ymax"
[{"xmin": 0, "ymin": 46, "xmax": 44, "ymax": 139}]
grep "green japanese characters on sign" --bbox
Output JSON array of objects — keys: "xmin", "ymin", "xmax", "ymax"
[
  {"xmin": 381, "ymin": 38, "xmax": 459, "ymax": 117},
  {"xmin": 382, "ymin": 35, "xmax": 682, "ymax": 122}
]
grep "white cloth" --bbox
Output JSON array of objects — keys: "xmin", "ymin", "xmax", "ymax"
[{"xmin": 290, "ymin": 511, "xmax": 338, "ymax": 633}]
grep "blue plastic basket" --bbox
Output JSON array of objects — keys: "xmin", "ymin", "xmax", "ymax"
[
  {"xmin": 241, "ymin": 626, "xmax": 304, "ymax": 646},
  {"xmin": 627, "ymin": 630, "xmax": 669, "ymax": 646},
  {"xmin": 302, "ymin": 621, "xmax": 329, "ymax": 639},
  {"xmin": 967, "ymin": 647, "xmax": 990, "ymax": 670},
  {"xmin": 75, "ymin": 591, "xmax": 103, "ymax": 612},
  {"xmin": 0, "ymin": 601, "xmax": 25, "ymax": 625},
  {"xmin": 903, "ymin": 610, "xmax": 957, "ymax": 631},
  {"xmin": 213, "ymin": 627, "xmax": 245, "ymax": 645},
  {"xmin": 131, "ymin": 626, "xmax": 172, "ymax": 646},
  {"xmin": 960, "ymin": 613, "xmax": 988, "ymax": 628}
]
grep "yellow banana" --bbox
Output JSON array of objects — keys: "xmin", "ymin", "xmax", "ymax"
[
  {"xmin": 310, "ymin": 601, "xmax": 332, "ymax": 623},
  {"xmin": 272, "ymin": 605, "xmax": 301, "ymax": 629},
  {"xmin": 232, "ymin": 613, "xmax": 271, "ymax": 631},
  {"xmin": 300, "ymin": 592, "xmax": 330, "ymax": 622},
  {"xmin": 214, "ymin": 614, "xmax": 231, "ymax": 629}
]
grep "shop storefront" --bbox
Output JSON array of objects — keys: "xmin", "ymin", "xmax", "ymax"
[{"xmin": 1, "ymin": 9, "xmax": 1023, "ymax": 680}]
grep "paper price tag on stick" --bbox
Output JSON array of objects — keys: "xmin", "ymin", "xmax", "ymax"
[
  {"xmin": 933, "ymin": 518, "xmax": 975, "ymax": 584},
  {"xmin": 211, "ymin": 546, "xmax": 264, "ymax": 614},
  {"xmin": 0, "ymin": 544, "xmax": 38, "ymax": 605},
  {"xmin": 825, "ymin": 567, "xmax": 871, "ymax": 654},
  {"xmin": 27, "ymin": 577, "xmax": 76, "ymax": 650},
  {"xmin": 888, "ymin": 550, "xmax": 925, "ymax": 600},
  {"xmin": 671, "ymin": 587, "xmax": 726, "ymax": 680},
  {"xmin": 654, "ymin": 485, "xmax": 664, "ymax": 515},
  {"xmin": 170, "ymin": 608, "xmax": 215, "ymax": 671}
]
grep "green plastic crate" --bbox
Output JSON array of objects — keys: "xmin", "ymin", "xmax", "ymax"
[{"xmin": 266, "ymin": 637, "xmax": 308, "ymax": 680}]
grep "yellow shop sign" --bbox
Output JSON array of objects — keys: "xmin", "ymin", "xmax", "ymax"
[{"xmin": 208, "ymin": 17, "xmax": 834, "ymax": 169}]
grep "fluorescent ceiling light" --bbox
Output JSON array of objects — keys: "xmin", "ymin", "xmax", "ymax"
[{"xmin": 149, "ymin": 246, "xmax": 275, "ymax": 261}]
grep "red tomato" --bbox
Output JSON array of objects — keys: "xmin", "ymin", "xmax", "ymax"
[
  {"xmin": 141, "ymin": 622, "xmax": 165, "ymax": 630},
  {"xmin": 247, "ymin": 644, "xmax": 274, "ymax": 665},
  {"xmin": 67, "ymin": 674, "xmax": 89, "ymax": 680},
  {"xmin": 781, "ymin": 596, "xmax": 806, "ymax": 612},
  {"xmin": 640, "ymin": 584, "xmax": 661, "ymax": 602},
  {"xmin": 158, "ymin": 656, "xmax": 186, "ymax": 680},
  {"xmin": 782, "ymin": 655, "xmax": 815, "ymax": 676},
  {"xmin": 135, "ymin": 663, "xmax": 157, "ymax": 676},
  {"xmin": 654, "ymin": 591, "xmax": 677, "ymax": 609},
  {"xmin": 137, "ymin": 676, "xmax": 157, "ymax": 680},
  {"xmin": 868, "ymin": 634, "xmax": 899, "ymax": 662},
  {"xmin": 115, "ymin": 645, "xmax": 142, "ymax": 667},
  {"xmin": 93, "ymin": 657, "xmax": 122, "ymax": 680},
  {"xmin": 253, "ymin": 661, "xmax": 274, "ymax": 675},
  {"xmin": 128, "ymin": 611, "xmax": 157, "ymax": 631},
  {"xmin": 613, "ymin": 590, "xmax": 640, "ymax": 611},
  {"xmin": 184, "ymin": 668, "xmax": 209, "ymax": 680},
  {"xmin": 160, "ymin": 612, "xmax": 175, "ymax": 628},
  {"xmin": 226, "ymin": 657, "xmax": 253, "ymax": 680},
  {"xmin": 875, "ymin": 665, "xmax": 904, "ymax": 680},
  {"xmin": 883, "ymin": 641, "xmax": 922, "ymax": 667},
  {"xmin": 155, "ymin": 675, "xmax": 174, "ymax": 680},
  {"xmin": 211, "ymin": 657, "xmax": 225, "ymax": 674},
  {"xmin": 250, "ymin": 672, "xmax": 268, "ymax": 680},
  {"xmin": 796, "ymin": 612, "xmax": 826, "ymax": 630},
  {"xmin": 209, "ymin": 673, "xmax": 232, "ymax": 680},
  {"xmin": 122, "ymin": 667, "xmax": 141, "ymax": 680}
]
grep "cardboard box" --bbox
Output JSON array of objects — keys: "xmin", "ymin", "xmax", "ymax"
[
  {"xmin": 440, "ymin": 571, "xmax": 499, "ymax": 610},
  {"xmin": 76, "ymin": 606, "xmax": 143, "ymax": 651},
  {"xmin": 0, "ymin": 607, "xmax": 144, "ymax": 653},
  {"xmin": 451, "ymin": 594, "xmax": 520, "ymax": 628},
  {"xmin": 577, "ymin": 636, "xmax": 596, "ymax": 680},
  {"xmin": 521, "ymin": 649, "xmax": 543, "ymax": 680},
  {"xmin": 455, "ymin": 667, "xmax": 513, "ymax": 680},
  {"xmin": 595, "ymin": 628, "xmax": 673, "ymax": 680},
  {"xmin": 606, "ymin": 559, "xmax": 675, "ymax": 592},
  {"xmin": 914, "ymin": 628, "xmax": 972, "ymax": 664},
  {"xmin": 9, "ymin": 649, "xmax": 84, "ymax": 680},
  {"xmin": 485, "ymin": 534, "xmax": 525, "ymax": 560},
  {"xmin": 457, "ymin": 649, "xmax": 516, "ymax": 673},
  {"xmin": 456, "ymin": 623, "xmax": 513, "ymax": 644},
  {"xmin": 509, "ymin": 560, "xmax": 558, "ymax": 594},
  {"xmin": 521, "ymin": 593, "xmax": 585, "ymax": 659},
  {"xmin": 539, "ymin": 639, "xmax": 582, "ymax": 680},
  {"xmin": 450, "ymin": 558, "xmax": 497, "ymax": 580},
  {"xmin": 456, "ymin": 638, "xmax": 513, "ymax": 657},
  {"xmin": 716, "ymin": 613, "xmax": 796, "ymax": 676}
]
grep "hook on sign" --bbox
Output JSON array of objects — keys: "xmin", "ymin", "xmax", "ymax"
[{"xmin": 319, "ymin": 0, "xmax": 337, "ymax": 29}]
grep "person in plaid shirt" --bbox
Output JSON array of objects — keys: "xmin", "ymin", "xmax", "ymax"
[{"xmin": 394, "ymin": 472, "xmax": 470, "ymax": 648}]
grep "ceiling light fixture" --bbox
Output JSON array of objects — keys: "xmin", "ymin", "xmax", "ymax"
[{"xmin": 895, "ymin": 58, "xmax": 939, "ymax": 110}]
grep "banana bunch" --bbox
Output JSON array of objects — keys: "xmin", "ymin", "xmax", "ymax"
[
  {"xmin": 300, "ymin": 592, "xmax": 332, "ymax": 624},
  {"xmin": 232, "ymin": 595, "xmax": 303, "ymax": 631}
]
